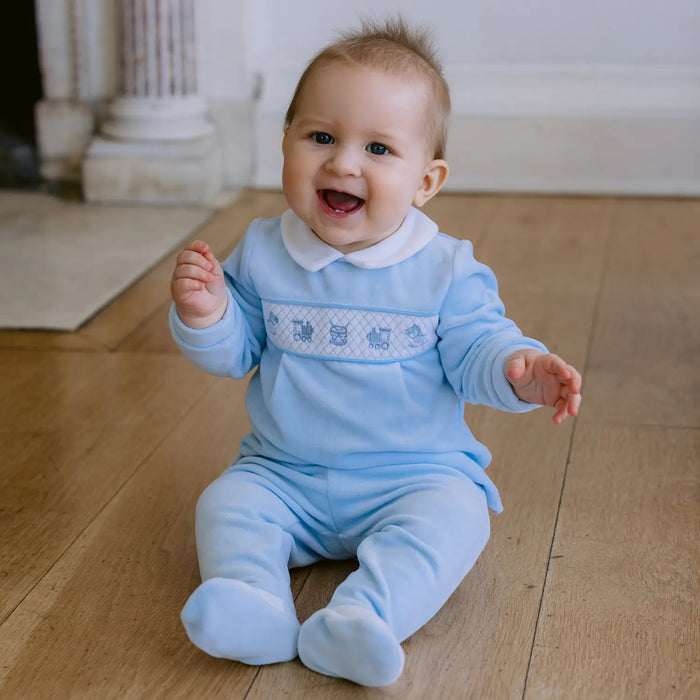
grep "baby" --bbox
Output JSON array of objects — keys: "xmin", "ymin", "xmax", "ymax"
[{"xmin": 170, "ymin": 18, "xmax": 581, "ymax": 687}]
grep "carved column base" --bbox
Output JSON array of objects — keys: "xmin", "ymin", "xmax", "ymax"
[
  {"xmin": 101, "ymin": 96, "xmax": 214, "ymax": 141},
  {"xmin": 82, "ymin": 133, "xmax": 222, "ymax": 205}
]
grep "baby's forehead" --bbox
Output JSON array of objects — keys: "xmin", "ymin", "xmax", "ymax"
[{"xmin": 304, "ymin": 60, "xmax": 435, "ymax": 116}]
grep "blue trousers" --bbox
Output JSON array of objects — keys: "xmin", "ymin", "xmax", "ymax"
[{"xmin": 182, "ymin": 458, "xmax": 490, "ymax": 685}]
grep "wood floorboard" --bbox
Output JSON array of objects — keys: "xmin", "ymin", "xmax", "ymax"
[
  {"xmin": 1, "ymin": 191, "xmax": 697, "ymax": 699},
  {"xmin": 525, "ymin": 423, "xmax": 700, "ymax": 699},
  {"xmin": 583, "ymin": 198, "xmax": 700, "ymax": 428},
  {"xmin": 0, "ymin": 351, "xmax": 215, "ymax": 623},
  {"xmin": 0, "ymin": 379, "xmax": 257, "ymax": 698},
  {"xmin": 0, "ymin": 329, "xmax": 106, "ymax": 352}
]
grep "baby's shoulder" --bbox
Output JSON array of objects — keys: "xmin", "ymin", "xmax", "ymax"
[
  {"xmin": 229, "ymin": 215, "xmax": 287, "ymax": 261},
  {"xmin": 242, "ymin": 215, "xmax": 284, "ymax": 246},
  {"xmin": 422, "ymin": 231, "xmax": 480, "ymax": 273},
  {"xmin": 434, "ymin": 230, "xmax": 476, "ymax": 255},
  {"xmin": 424, "ymin": 232, "xmax": 499, "ymax": 298}
]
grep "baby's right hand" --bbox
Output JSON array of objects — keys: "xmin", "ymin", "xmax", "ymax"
[{"xmin": 170, "ymin": 240, "xmax": 227, "ymax": 329}]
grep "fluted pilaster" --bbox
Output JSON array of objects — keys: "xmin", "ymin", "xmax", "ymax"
[{"xmin": 102, "ymin": 0, "xmax": 212, "ymax": 141}]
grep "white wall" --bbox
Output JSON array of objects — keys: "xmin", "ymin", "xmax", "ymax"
[
  {"xmin": 202, "ymin": 0, "xmax": 700, "ymax": 193},
  {"xmin": 246, "ymin": 0, "xmax": 700, "ymax": 67}
]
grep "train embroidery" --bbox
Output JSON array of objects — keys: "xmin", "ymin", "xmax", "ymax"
[{"xmin": 285, "ymin": 320, "xmax": 429, "ymax": 352}]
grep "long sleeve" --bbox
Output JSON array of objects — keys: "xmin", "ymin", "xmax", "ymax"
[
  {"xmin": 437, "ymin": 240, "xmax": 546, "ymax": 412},
  {"xmin": 169, "ymin": 222, "xmax": 267, "ymax": 379}
]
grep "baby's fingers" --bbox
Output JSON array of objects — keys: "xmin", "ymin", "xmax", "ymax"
[
  {"xmin": 201, "ymin": 247, "xmax": 222, "ymax": 273},
  {"xmin": 505, "ymin": 352, "xmax": 527, "ymax": 382},
  {"xmin": 172, "ymin": 275, "xmax": 205, "ymax": 294},
  {"xmin": 558, "ymin": 362, "xmax": 582, "ymax": 396},
  {"xmin": 183, "ymin": 239, "xmax": 211, "ymax": 256},
  {"xmin": 177, "ymin": 247, "xmax": 213, "ymax": 271},
  {"xmin": 568, "ymin": 391, "xmax": 582, "ymax": 417},
  {"xmin": 552, "ymin": 397, "xmax": 568, "ymax": 424},
  {"xmin": 552, "ymin": 386, "xmax": 582, "ymax": 424},
  {"xmin": 175, "ymin": 262, "xmax": 214, "ymax": 283},
  {"xmin": 171, "ymin": 252, "xmax": 215, "ymax": 303},
  {"xmin": 546, "ymin": 354, "xmax": 582, "ymax": 391},
  {"xmin": 170, "ymin": 275, "xmax": 206, "ymax": 304},
  {"xmin": 178, "ymin": 241, "xmax": 223, "ymax": 278}
]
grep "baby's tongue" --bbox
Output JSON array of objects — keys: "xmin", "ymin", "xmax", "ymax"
[{"xmin": 324, "ymin": 190, "xmax": 363, "ymax": 212}]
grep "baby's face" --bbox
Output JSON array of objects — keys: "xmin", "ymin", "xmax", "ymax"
[{"xmin": 282, "ymin": 61, "xmax": 442, "ymax": 254}]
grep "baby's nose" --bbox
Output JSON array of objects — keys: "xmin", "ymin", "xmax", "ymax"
[{"xmin": 326, "ymin": 146, "xmax": 361, "ymax": 177}]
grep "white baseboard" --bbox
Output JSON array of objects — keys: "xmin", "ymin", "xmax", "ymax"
[{"xmin": 252, "ymin": 65, "xmax": 700, "ymax": 195}]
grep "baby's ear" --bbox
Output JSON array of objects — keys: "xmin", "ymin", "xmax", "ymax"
[{"xmin": 413, "ymin": 159, "xmax": 449, "ymax": 207}]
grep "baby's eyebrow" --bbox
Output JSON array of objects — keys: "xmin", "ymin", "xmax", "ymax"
[
  {"xmin": 368, "ymin": 132, "xmax": 396, "ymax": 144},
  {"xmin": 294, "ymin": 117, "xmax": 334, "ymax": 130}
]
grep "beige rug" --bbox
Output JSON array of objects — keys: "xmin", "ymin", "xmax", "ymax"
[{"xmin": 0, "ymin": 191, "xmax": 212, "ymax": 331}]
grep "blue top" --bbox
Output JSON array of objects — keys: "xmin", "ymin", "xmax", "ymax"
[{"xmin": 170, "ymin": 207, "xmax": 546, "ymax": 512}]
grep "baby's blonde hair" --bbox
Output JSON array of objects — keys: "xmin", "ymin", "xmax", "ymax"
[{"xmin": 284, "ymin": 17, "xmax": 451, "ymax": 160}]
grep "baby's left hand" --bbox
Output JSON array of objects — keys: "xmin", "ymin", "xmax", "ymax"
[{"xmin": 506, "ymin": 349, "xmax": 582, "ymax": 424}]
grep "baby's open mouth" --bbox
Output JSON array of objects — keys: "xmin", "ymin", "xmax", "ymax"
[{"xmin": 319, "ymin": 189, "xmax": 365, "ymax": 214}]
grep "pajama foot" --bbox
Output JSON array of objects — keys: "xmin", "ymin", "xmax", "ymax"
[
  {"xmin": 297, "ymin": 605, "xmax": 405, "ymax": 686},
  {"xmin": 181, "ymin": 577, "xmax": 299, "ymax": 664}
]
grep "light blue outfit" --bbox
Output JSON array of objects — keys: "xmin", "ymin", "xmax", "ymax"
[{"xmin": 170, "ymin": 207, "xmax": 546, "ymax": 686}]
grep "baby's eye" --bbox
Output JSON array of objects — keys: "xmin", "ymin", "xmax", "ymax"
[
  {"xmin": 312, "ymin": 132, "xmax": 334, "ymax": 145},
  {"xmin": 367, "ymin": 142, "xmax": 389, "ymax": 156}
]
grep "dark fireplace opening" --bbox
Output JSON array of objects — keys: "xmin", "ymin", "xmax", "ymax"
[{"xmin": 0, "ymin": 0, "xmax": 43, "ymax": 188}]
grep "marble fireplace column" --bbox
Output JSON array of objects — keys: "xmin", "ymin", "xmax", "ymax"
[
  {"xmin": 34, "ymin": 0, "xmax": 114, "ymax": 185},
  {"xmin": 83, "ymin": 0, "xmax": 222, "ymax": 204}
]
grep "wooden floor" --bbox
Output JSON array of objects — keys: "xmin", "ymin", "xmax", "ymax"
[{"xmin": 1, "ymin": 191, "xmax": 698, "ymax": 699}]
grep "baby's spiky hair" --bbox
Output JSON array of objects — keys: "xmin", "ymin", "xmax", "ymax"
[{"xmin": 284, "ymin": 16, "xmax": 451, "ymax": 160}]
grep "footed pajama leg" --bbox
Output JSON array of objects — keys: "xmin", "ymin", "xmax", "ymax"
[
  {"xmin": 181, "ymin": 467, "xmax": 301, "ymax": 665},
  {"xmin": 298, "ymin": 470, "xmax": 490, "ymax": 686}
]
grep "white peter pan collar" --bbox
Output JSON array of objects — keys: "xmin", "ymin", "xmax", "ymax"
[{"xmin": 280, "ymin": 206, "xmax": 438, "ymax": 272}]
